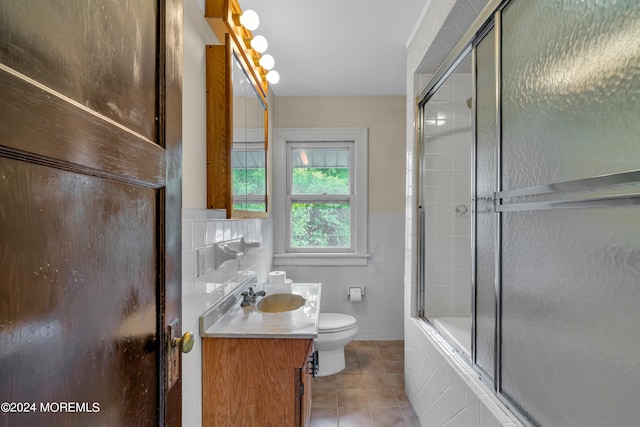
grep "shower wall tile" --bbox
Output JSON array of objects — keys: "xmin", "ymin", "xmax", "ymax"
[
  {"xmin": 405, "ymin": 319, "xmax": 523, "ymax": 427},
  {"xmin": 422, "ymin": 73, "xmax": 473, "ymax": 318},
  {"xmin": 181, "ymin": 208, "xmax": 273, "ymax": 427}
]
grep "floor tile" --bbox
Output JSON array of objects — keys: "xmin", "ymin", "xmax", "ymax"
[
  {"xmin": 338, "ymin": 407, "xmax": 373, "ymax": 427},
  {"xmin": 359, "ymin": 360, "xmax": 387, "ymax": 376},
  {"xmin": 312, "ymin": 340, "xmax": 417, "ymax": 427},
  {"xmin": 387, "ymin": 373, "xmax": 405, "ymax": 389},
  {"xmin": 357, "ymin": 348, "xmax": 383, "ymax": 363},
  {"xmin": 379, "ymin": 349, "xmax": 404, "ymax": 362},
  {"xmin": 361, "ymin": 373, "xmax": 391, "ymax": 388},
  {"xmin": 393, "ymin": 388, "xmax": 412, "ymax": 407},
  {"xmin": 314, "ymin": 375, "xmax": 337, "ymax": 390},
  {"xmin": 365, "ymin": 387, "xmax": 398, "ymax": 407},
  {"xmin": 310, "ymin": 406, "xmax": 338, "ymax": 427},
  {"xmin": 400, "ymin": 407, "xmax": 421, "ymax": 427},
  {"xmin": 336, "ymin": 373, "xmax": 364, "ymax": 389},
  {"xmin": 370, "ymin": 406, "xmax": 406, "ymax": 427},
  {"xmin": 338, "ymin": 389, "xmax": 369, "ymax": 407},
  {"xmin": 344, "ymin": 360, "xmax": 362, "ymax": 374},
  {"xmin": 313, "ymin": 388, "xmax": 338, "ymax": 407},
  {"xmin": 375, "ymin": 341, "xmax": 404, "ymax": 350},
  {"xmin": 382, "ymin": 360, "xmax": 404, "ymax": 374}
]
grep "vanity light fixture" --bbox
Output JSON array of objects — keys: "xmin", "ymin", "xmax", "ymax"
[
  {"xmin": 259, "ymin": 54, "xmax": 275, "ymax": 71},
  {"xmin": 250, "ymin": 35, "xmax": 268, "ymax": 53},
  {"xmin": 205, "ymin": 0, "xmax": 281, "ymax": 89},
  {"xmin": 239, "ymin": 9, "xmax": 259, "ymax": 31},
  {"xmin": 266, "ymin": 70, "xmax": 280, "ymax": 84}
]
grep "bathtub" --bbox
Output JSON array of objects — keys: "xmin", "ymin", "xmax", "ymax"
[{"xmin": 431, "ymin": 316, "xmax": 471, "ymax": 357}]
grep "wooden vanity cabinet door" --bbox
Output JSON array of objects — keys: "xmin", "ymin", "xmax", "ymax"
[
  {"xmin": 299, "ymin": 341, "xmax": 314, "ymax": 427},
  {"xmin": 202, "ymin": 337, "xmax": 314, "ymax": 427}
]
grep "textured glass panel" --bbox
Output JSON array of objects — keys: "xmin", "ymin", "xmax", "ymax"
[
  {"xmin": 474, "ymin": 29, "xmax": 496, "ymax": 379},
  {"xmin": 502, "ymin": 0, "xmax": 640, "ymax": 191},
  {"xmin": 500, "ymin": 1, "xmax": 640, "ymax": 424},
  {"xmin": 502, "ymin": 207, "xmax": 640, "ymax": 427}
]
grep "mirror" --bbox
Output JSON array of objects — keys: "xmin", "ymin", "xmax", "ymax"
[
  {"xmin": 231, "ymin": 54, "xmax": 267, "ymax": 214},
  {"xmin": 205, "ymin": 33, "xmax": 269, "ymax": 218}
]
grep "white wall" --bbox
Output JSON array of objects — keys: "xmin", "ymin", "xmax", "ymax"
[
  {"xmin": 273, "ymin": 96, "xmax": 406, "ymax": 340},
  {"xmin": 404, "ymin": 2, "xmax": 521, "ymax": 426},
  {"xmin": 181, "ymin": 2, "xmax": 274, "ymax": 427},
  {"xmin": 182, "ymin": 0, "xmax": 217, "ymax": 209}
]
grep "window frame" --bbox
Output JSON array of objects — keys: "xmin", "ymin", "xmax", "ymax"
[
  {"xmin": 273, "ymin": 128, "xmax": 369, "ymax": 266},
  {"xmin": 286, "ymin": 141, "xmax": 354, "ymax": 253}
]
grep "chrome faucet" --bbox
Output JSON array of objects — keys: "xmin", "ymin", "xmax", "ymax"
[{"xmin": 240, "ymin": 285, "xmax": 266, "ymax": 306}]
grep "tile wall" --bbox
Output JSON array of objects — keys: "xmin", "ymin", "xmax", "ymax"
[
  {"xmin": 405, "ymin": 319, "xmax": 522, "ymax": 427},
  {"xmin": 404, "ymin": 2, "xmax": 521, "ymax": 426},
  {"xmin": 279, "ymin": 213, "xmax": 405, "ymax": 341},
  {"xmin": 422, "ymin": 73, "xmax": 472, "ymax": 318},
  {"xmin": 181, "ymin": 208, "xmax": 273, "ymax": 427}
]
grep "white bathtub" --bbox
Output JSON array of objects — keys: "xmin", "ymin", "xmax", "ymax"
[{"xmin": 431, "ymin": 316, "xmax": 471, "ymax": 357}]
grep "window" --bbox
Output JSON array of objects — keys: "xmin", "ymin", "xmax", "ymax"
[
  {"xmin": 232, "ymin": 140, "xmax": 266, "ymax": 212},
  {"xmin": 274, "ymin": 128, "xmax": 368, "ymax": 265}
]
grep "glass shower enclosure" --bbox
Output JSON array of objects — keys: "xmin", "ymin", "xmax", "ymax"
[{"xmin": 417, "ymin": 1, "xmax": 640, "ymax": 426}]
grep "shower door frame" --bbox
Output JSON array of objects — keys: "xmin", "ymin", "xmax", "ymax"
[{"xmin": 416, "ymin": 0, "xmax": 529, "ymax": 424}]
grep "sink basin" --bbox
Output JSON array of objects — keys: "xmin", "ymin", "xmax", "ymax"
[{"xmin": 257, "ymin": 293, "xmax": 306, "ymax": 313}]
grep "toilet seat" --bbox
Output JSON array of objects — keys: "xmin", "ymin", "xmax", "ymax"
[{"xmin": 319, "ymin": 313, "xmax": 357, "ymax": 333}]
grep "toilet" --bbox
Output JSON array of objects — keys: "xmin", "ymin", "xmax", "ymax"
[{"xmin": 314, "ymin": 313, "xmax": 358, "ymax": 377}]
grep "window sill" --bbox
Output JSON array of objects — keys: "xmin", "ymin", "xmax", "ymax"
[{"xmin": 273, "ymin": 253, "xmax": 370, "ymax": 266}]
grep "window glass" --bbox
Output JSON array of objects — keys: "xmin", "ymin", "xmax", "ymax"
[
  {"xmin": 232, "ymin": 143, "xmax": 266, "ymax": 211},
  {"xmin": 291, "ymin": 148, "xmax": 350, "ymax": 195},
  {"xmin": 290, "ymin": 202, "xmax": 351, "ymax": 248}
]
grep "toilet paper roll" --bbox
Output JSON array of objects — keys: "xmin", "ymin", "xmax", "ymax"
[
  {"xmin": 348, "ymin": 287, "xmax": 362, "ymax": 302},
  {"xmin": 268, "ymin": 271, "xmax": 287, "ymax": 284}
]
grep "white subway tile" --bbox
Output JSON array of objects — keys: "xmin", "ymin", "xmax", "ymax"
[{"xmin": 193, "ymin": 221, "xmax": 206, "ymax": 248}]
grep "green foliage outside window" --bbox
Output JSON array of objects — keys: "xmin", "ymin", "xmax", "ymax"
[
  {"xmin": 291, "ymin": 167, "xmax": 350, "ymax": 248},
  {"xmin": 233, "ymin": 203, "xmax": 266, "ymax": 211},
  {"xmin": 292, "ymin": 167, "xmax": 349, "ymax": 195},
  {"xmin": 291, "ymin": 203, "xmax": 350, "ymax": 247},
  {"xmin": 233, "ymin": 168, "xmax": 266, "ymax": 196}
]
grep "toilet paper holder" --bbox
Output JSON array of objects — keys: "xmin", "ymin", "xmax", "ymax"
[{"xmin": 347, "ymin": 287, "xmax": 364, "ymax": 299}]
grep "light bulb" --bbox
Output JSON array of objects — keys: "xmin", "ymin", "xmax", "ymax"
[
  {"xmin": 266, "ymin": 70, "xmax": 280, "ymax": 84},
  {"xmin": 250, "ymin": 35, "xmax": 268, "ymax": 53},
  {"xmin": 239, "ymin": 10, "xmax": 259, "ymax": 31},
  {"xmin": 259, "ymin": 54, "xmax": 275, "ymax": 70}
]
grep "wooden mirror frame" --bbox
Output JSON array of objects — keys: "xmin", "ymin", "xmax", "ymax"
[{"xmin": 205, "ymin": 0, "xmax": 269, "ymax": 219}]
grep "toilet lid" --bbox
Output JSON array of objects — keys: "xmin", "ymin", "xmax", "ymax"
[{"xmin": 319, "ymin": 313, "xmax": 357, "ymax": 332}]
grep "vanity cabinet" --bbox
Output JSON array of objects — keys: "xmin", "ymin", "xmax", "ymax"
[{"xmin": 202, "ymin": 337, "xmax": 314, "ymax": 427}]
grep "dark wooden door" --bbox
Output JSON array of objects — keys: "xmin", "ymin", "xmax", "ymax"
[{"xmin": 0, "ymin": 1, "xmax": 183, "ymax": 426}]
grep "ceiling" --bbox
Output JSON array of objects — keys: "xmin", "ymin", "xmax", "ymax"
[
  {"xmin": 238, "ymin": 0, "xmax": 426, "ymax": 97},
  {"xmin": 236, "ymin": 0, "xmax": 489, "ymax": 97}
]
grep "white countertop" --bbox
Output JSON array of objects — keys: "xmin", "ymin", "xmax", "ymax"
[{"xmin": 200, "ymin": 283, "xmax": 322, "ymax": 339}]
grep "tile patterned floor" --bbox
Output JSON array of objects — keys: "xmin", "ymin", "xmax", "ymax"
[{"xmin": 310, "ymin": 341, "xmax": 420, "ymax": 427}]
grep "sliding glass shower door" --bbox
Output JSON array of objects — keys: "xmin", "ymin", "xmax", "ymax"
[
  {"xmin": 473, "ymin": 26, "xmax": 497, "ymax": 382},
  {"xmin": 418, "ymin": 54, "xmax": 474, "ymax": 358},
  {"xmin": 418, "ymin": 0, "xmax": 640, "ymax": 425},
  {"xmin": 498, "ymin": 1, "xmax": 640, "ymax": 425}
]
